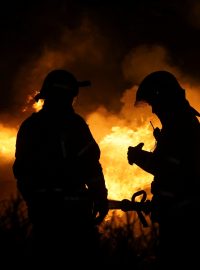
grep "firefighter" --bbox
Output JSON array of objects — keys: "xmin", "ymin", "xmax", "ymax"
[
  {"xmin": 13, "ymin": 69, "xmax": 108, "ymax": 267},
  {"xmin": 127, "ymin": 71, "xmax": 200, "ymax": 268}
]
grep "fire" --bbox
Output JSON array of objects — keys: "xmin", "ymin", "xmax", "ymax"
[
  {"xmin": 0, "ymin": 89, "xmax": 157, "ymax": 200},
  {"xmin": 32, "ymin": 99, "xmax": 43, "ymax": 112},
  {"xmin": 22, "ymin": 93, "xmax": 44, "ymax": 113},
  {"xmin": 0, "ymin": 124, "xmax": 17, "ymax": 163},
  {"xmin": 99, "ymin": 125, "xmax": 154, "ymax": 200},
  {"xmin": 2, "ymin": 83, "xmax": 199, "ymax": 202},
  {"xmin": 0, "ymin": 119, "xmax": 154, "ymax": 200}
]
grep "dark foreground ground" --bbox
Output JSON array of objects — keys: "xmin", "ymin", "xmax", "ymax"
[{"xmin": 0, "ymin": 195, "xmax": 159, "ymax": 269}]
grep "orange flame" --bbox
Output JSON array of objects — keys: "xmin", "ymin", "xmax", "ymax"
[
  {"xmin": 99, "ymin": 125, "xmax": 154, "ymax": 200},
  {"xmin": 0, "ymin": 120, "xmax": 154, "ymax": 200},
  {"xmin": 0, "ymin": 124, "xmax": 17, "ymax": 163},
  {"xmin": 22, "ymin": 92, "xmax": 44, "ymax": 113},
  {"xmin": 2, "ymin": 82, "xmax": 199, "ymax": 200},
  {"xmin": 32, "ymin": 99, "xmax": 44, "ymax": 112}
]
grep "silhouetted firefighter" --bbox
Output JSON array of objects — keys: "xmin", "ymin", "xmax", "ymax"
[
  {"xmin": 127, "ymin": 71, "xmax": 200, "ymax": 269},
  {"xmin": 13, "ymin": 69, "xmax": 108, "ymax": 268}
]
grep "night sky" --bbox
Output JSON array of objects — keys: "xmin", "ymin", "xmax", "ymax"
[{"xmin": 1, "ymin": 0, "xmax": 200, "ymax": 120}]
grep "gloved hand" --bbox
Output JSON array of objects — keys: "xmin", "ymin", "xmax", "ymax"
[
  {"xmin": 127, "ymin": 142, "xmax": 144, "ymax": 165},
  {"xmin": 93, "ymin": 198, "xmax": 109, "ymax": 225}
]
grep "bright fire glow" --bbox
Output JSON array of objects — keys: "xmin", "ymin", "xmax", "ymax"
[
  {"xmin": 0, "ymin": 120, "xmax": 154, "ymax": 200},
  {"xmin": 22, "ymin": 93, "xmax": 44, "ymax": 113},
  {"xmin": 32, "ymin": 99, "xmax": 44, "ymax": 112},
  {"xmin": 0, "ymin": 124, "xmax": 17, "ymax": 163},
  {"xmin": 1, "ymin": 83, "xmax": 199, "ymax": 201},
  {"xmin": 99, "ymin": 125, "xmax": 154, "ymax": 200}
]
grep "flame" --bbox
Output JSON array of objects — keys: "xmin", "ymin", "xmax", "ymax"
[
  {"xmin": 2, "ymin": 82, "xmax": 199, "ymax": 201},
  {"xmin": 0, "ymin": 120, "xmax": 154, "ymax": 200},
  {"xmin": 99, "ymin": 125, "xmax": 154, "ymax": 200},
  {"xmin": 0, "ymin": 124, "xmax": 17, "ymax": 163},
  {"xmin": 22, "ymin": 92, "xmax": 44, "ymax": 113},
  {"xmin": 32, "ymin": 99, "xmax": 44, "ymax": 112}
]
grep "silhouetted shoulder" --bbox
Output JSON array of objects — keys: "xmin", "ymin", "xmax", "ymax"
[
  {"xmin": 72, "ymin": 113, "xmax": 95, "ymax": 137},
  {"xmin": 16, "ymin": 113, "xmax": 39, "ymax": 135}
]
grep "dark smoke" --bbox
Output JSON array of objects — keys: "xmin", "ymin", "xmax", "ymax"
[
  {"xmin": 0, "ymin": 0, "xmax": 200, "ymax": 118},
  {"xmin": 0, "ymin": 0, "xmax": 200, "ymax": 199}
]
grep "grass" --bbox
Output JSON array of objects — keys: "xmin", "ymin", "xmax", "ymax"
[
  {"xmin": 0, "ymin": 194, "xmax": 159, "ymax": 268},
  {"xmin": 99, "ymin": 210, "xmax": 159, "ymax": 267}
]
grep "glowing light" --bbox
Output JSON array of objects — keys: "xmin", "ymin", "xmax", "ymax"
[
  {"xmin": 99, "ymin": 125, "xmax": 155, "ymax": 200},
  {"xmin": 0, "ymin": 125, "xmax": 17, "ymax": 162},
  {"xmin": 22, "ymin": 92, "xmax": 44, "ymax": 113},
  {"xmin": 32, "ymin": 99, "xmax": 44, "ymax": 112},
  {"xmin": 0, "ymin": 121, "xmax": 155, "ymax": 200}
]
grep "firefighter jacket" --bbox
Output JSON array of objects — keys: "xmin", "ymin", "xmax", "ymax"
[{"xmin": 13, "ymin": 107, "xmax": 108, "ymax": 224}]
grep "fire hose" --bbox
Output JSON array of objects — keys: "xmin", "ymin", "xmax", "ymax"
[{"xmin": 108, "ymin": 190, "xmax": 151, "ymax": 227}]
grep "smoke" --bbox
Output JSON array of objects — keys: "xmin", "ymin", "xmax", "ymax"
[
  {"xmin": 87, "ymin": 44, "xmax": 200, "ymax": 144},
  {"xmin": 122, "ymin": 45, "xmax": 181, "ymax": 84},
  {"xmin": 122, "ymin": 44, "xmax": 200, "ymax": 111},
  {"xmin": 9, "ymin": 18, "xmax": 124, "ymax": 120},
  {"xmin": 3, "ymin": 3, "xmax": 198, "ymax": 117},
  {"xmin": 0, "ymin": 17, "xmax": 126, "ymax": 199},
  {"xmin": 185, "ymin": 0, "xmax": 200, "ymax": 28},
  {"xmin": 1, "ymin": 2, "xmax": 200, "ymax": 199}
]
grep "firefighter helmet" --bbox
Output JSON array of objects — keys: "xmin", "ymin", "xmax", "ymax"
[
  {"xmin": 135, "ymin": 70, "xmax": 184, "ymax": 106},
  {"xmin": 34, "ymin": 69, "xmax": 91, "ymax": 101}
]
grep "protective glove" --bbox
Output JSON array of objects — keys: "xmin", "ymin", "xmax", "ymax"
[{"xmin": 127, "ymin": 142, "xmax": 144, "ymax": 165}]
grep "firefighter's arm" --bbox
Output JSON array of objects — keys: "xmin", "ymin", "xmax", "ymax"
[
  {"xmin": 86, "ymin": 167, "xmax": 109, "ymax": 225},
  {"xmin": 77, "ymin": 127, "xmax": 109, "ymax": 224}
]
